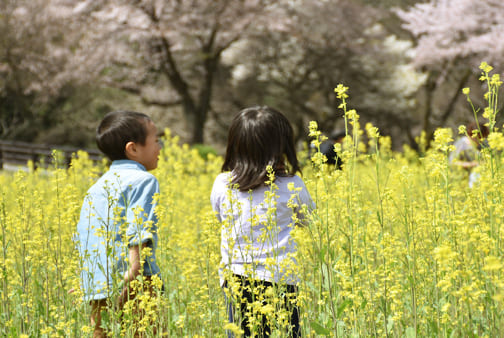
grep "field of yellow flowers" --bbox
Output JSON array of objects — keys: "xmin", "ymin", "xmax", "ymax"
[{"xmin": 1, "ymin": 64, "xmax": 503, "ymax": 337}]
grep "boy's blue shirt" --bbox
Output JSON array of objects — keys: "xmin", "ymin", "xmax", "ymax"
[{"xmin": 76, "ymin": 159, "xmax": 161, "ymax": 301}]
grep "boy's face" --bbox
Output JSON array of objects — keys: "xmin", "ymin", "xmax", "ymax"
[{"xmin": 134, "ymin": 120, "xmax": 161, "ymax": 171}]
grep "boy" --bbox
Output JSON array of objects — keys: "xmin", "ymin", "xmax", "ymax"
[{"xmin": 75, "ymin": 110, "xmax": 162, "ymax": 337}]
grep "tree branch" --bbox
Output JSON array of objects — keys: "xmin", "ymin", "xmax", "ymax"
[{"xmin": 439, "ymin": 68, "xmax": 472, "ymax": 124}]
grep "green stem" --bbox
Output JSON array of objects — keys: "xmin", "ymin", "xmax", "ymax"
[{"xmin": 0, "ymin": 191, "xmax": 9, "ymax": 333}]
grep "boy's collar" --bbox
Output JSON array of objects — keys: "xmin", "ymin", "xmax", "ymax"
[{"xmin": 110, "ymin": 159, "xmax": 147, "ymax": 171}]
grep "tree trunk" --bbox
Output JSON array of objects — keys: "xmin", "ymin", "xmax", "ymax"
[
  {"xmin": 190, "ymin": 46, "xmax": 218, "ymax": 144},
  {"xmin": 191, "ymin": 107, "xmax": 206, "ymax": 144},
  {"xmin": 422, "ymin": 71, "xmax": 438, "ymax": 145},
  {"xmin": 157, "ymin": 32, "xmax": 220, "ymax": 144}
]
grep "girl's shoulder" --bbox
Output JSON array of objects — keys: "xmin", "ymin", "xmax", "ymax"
[
  {"xmin": 214, "ymin": 172, "xmax": 232, "ymax": 184},
  {"xmin": 273, "ymin": 175, "xmax": 308, "ymax": 192},
  {"xmin": 211, "ymin": 172, "xmax": 234, "ymax": 203},
  {"xmin": 277, "ymin": 174, "xmax": 305, "ymax": 185},
  {"xmin": 212, "ymin": 172, "xmax": 233, "ymax": 192},
  {"xmin": 212, "ymin": 172, "xmax": 307, "ymax": 192}
]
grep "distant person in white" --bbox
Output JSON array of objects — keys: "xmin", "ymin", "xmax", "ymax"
[{"xmin": 449, "ymin": 121, "xmax": 489, "ymax": 188}]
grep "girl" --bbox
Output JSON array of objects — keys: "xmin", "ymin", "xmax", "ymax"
[{"xmin": 211, "ymin": 106, "xmax": 314, "ymax": 337}]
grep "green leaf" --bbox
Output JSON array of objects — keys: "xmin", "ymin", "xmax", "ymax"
[
  {"xmin": 337, "ymin": 299, "xmax": 352, "ymax": 318},
  {"xmin": 405, "ymin": 327, "xmax": 416, "ymax": 338},
  {"xmin": 319, "ymin": 244, "xmax": 328, "ymax": 262},
  {"xmin": 387, "ymin": 316, "xmax": 394, "ymax": 332},
  {"xmin": 310, "ymin": 321, "xmax": 331, "ymax": 336}
]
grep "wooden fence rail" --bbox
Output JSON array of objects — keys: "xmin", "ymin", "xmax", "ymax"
[{"xmin": 0, "ymin": 140, "xmax": 104, "ymax": 169}]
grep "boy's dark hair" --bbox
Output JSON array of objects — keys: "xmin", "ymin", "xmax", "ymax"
[
  {"xmin": 467, "ymin": 120, "xmax": 489, "ymax": 140},
  {"xmin": 222, "ymin": 106, "xmax": 300, "ymax": 191},
  {"xmin": 96, "ymin": 110, "xmax": 151, "ymax": 161}
]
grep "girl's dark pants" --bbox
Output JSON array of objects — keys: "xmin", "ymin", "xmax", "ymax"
[{"xmin": 225, "ymin": 274, "xmax": 301, "ymax": 337}]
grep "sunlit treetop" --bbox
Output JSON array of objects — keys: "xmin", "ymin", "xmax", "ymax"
[{"xmin": 396, "ymin": 0, "xmax": 504, "ymax": 68}]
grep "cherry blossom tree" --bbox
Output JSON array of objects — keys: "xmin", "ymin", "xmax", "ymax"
[
  {"xmin": 2, "ymin": 0, "xmax": 450, "ymax": 149},
  {"xmin": 223, "ymin": 0, "xmax": 427, "ymax": 146},
  {"xmin": 396, "ymin": 0, "xmax": 504, "ymax": 68},
  {"xmin": 54, "ymin": 0, "xmax": 287, "ymax": 144},
  {"xmin": 51, "ymin": 0, "xmax": 428, "ymax": 147},
  {"xmin": 396, "ymin": 0, "xmax": 504, "ymax": 140},
  {"xmin": 219, "ymin": 0, "xmax": 373, "ymax": 138}
]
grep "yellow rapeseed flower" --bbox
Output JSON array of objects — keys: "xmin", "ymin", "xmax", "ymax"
[
  {"xmin": 334, "ymin": 84, "xmax": 349, "ymax": 99},
  {"xmin": 479, "ymin": 61, "xmax": 493, "ymax": 73},
  {"xmin": 487, "ymin": 132, "xmax": 504, "ymax": 151},
  {"xmin": 483, "ymin": 256, "xmax": 503, "ymax": 272}
]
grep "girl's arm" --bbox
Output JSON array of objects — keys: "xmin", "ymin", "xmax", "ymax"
[
  {"xmin": 452, "ymin": 160, "xmax": 478, "ymax": 169},
  {"xmin": 295, "ymin": 178, "xmax": 315, "ymax": 227}
]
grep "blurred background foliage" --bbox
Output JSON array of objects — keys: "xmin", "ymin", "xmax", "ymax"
[{"xmin": 1, "ymin": 0, "xmax": 502, "ymax": 153}]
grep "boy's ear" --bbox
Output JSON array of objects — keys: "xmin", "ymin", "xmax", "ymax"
[{"xmin": 124, "ymin": 141, "xmax": 137, "ymax": 160}]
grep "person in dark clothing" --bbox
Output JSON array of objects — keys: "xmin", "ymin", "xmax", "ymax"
[{"xmin": 319, "ymin": 129, "xmax": 346, "ymax": 169}]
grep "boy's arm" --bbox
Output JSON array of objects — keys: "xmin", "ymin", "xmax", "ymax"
[
  {"xmin": 117, "ymin": 243, "xmax": 147, "ymax": 307},
  {"xmin": 126, "ymin": 176, "xmax": 159, "ymax": 246}
]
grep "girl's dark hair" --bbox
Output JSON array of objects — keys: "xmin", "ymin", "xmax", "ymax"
[
  {"xmin": 96, "ymin": 110, "xmax": 151, "ymax": 161},
  {"xmin": 222, "ymin": 106, "xmax": 300, "ymax": 191}
]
